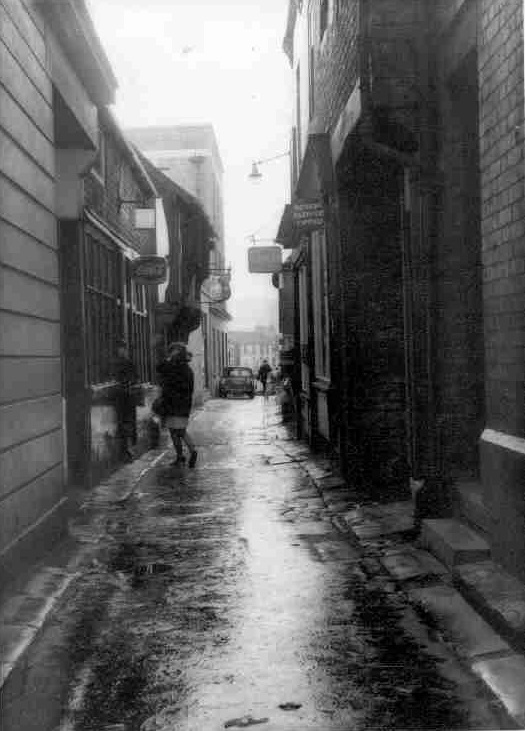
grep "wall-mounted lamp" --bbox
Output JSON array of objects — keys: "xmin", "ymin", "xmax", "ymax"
[{"xmin": 248, "ymin": 151, "xmax": 290, "ymax": 180}]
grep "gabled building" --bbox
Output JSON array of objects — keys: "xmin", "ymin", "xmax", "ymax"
[
  {"xmin": 126, "ymin": 125, "xmax": 231, "ymax": 397},
  {"xmin": 138, "ymin": 152, "xmax": 217, "ymax": 405}
]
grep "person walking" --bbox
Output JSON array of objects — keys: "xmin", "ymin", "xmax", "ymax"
[
  {"xmin": 157, "ymin": 342, "xmax": 198, "ymax": 467},
  {"xmin": 257, "ymin": 359, "xmax": 272, "ymax": 397},
  {"xmin": 114, "ymin": 340, "xmax": 137, "ymax": 462}
]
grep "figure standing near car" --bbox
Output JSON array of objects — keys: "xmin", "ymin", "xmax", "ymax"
[
  {"xmin": 157, "ymin": 342, "xmax": 198, "ymax": 467},
  {"xmin": 257, "ymin": 359, "xmax": 272, "ymax": 396}
]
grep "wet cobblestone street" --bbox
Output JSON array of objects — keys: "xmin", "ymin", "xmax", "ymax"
[{"xmin": 0, "ymin": 398, "xmax": 514, "ymax": 731}]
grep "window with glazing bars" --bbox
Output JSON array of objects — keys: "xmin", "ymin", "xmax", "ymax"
[
  {"xmin": 126, "ymin": 260, "xmax": 152, "ymax": 383},
  {"xmin": 84, "ymin": 232, "xmax": 121, "ymax": 384}
]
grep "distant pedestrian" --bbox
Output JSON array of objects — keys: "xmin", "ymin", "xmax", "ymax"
[
  {"xmin": 114, "ymin": 340, "xmax": 137, "ymax": 462},
  {"xmin": 257, "ymin": 359, "xmax": 272, "ymax": 396},
  {"xmin": 157, "ymin": 342, "xmax": 198, "ymax": 467}
]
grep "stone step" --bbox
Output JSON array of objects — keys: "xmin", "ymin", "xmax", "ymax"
[
  {"xmin": 421, "ymin": 518, "xmax": 490, "ymax": 569},
  {"xmin": 456, "ymin": 560, "xmax": 525, "ymax": 648},
  {"xmin": 455, "ymin": 481, "xmax": 491, "ymax": 536}
]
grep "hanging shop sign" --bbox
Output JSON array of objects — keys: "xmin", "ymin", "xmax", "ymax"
[
  {"xmin": 131, "ymin": 255, "xmax": 168, "ymax": 285},
  {"xmin": 133, "ymin": 208, "xmax": 156, "ymax": 229},
  {"xmin": 292, "ymin": 199, "xmax": 325, "ymax": 231},
  {"xmin": 248, "ymin": 246, "xmax": 282, "ymax": 273},
  {"xmin": 206, "ymin": 275, "xmax": 232, "ymax": 302}
]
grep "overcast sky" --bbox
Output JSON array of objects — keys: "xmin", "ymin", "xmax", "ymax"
[{"xmin": 87, "ymin": 0, "xmax": 291, "ymax": 330}]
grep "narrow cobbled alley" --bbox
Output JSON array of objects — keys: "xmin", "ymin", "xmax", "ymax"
[{"xmin": 0, "ymin": 398, "xmax": 514, "ymax": 731}]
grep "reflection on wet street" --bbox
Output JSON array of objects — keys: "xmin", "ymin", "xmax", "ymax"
[{"xmin": 1, "ymin": 398, "xmax": 511, "ymax": 730}]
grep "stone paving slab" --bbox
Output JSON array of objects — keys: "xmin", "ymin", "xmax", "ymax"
[
  {"xmin": 381, "ymin": 545, "xmax": 448, "ymax": 581},
  {"xmin": 24, "ymin": 566, "xmax": 72, "ymax": 598},
  {"xmin": 0, "ymin": 594, "xmax": 50, "ymax": 628},
  {"xmin": 421, "ymin": 519, "xmax": 490, "ymax": 568},
  {"xmin": 0, "ymin": 623, "xmax": 37, "ymax": 665},
  {"xmin": 456, "ymin": 560, "xmax": 525, "ymax": 635},
  {"xmin": 342, "ymin": 501, "xmax": 414, "ymax": 538},
  {"xmin": 472, "ymin": 654, "xmax": 525, "ymax": 725},
  {"xmin": 409, "ymin": 584, "xmax": 510, "ymax": 658},
  {"xmin": 316, "ymin": 475, "xmax": 347, "ymax": 491}
]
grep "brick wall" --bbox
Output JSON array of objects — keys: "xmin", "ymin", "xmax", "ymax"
[
  {"xmin": 433, "ymin": 38, "xmax": 485, "ymax": 478},
  {"xmin": 479, "ymin": 0, "xmax": 525, "ymax": 437},
  {"xmin": 310, "ymin": 0, "xmax": 360, "ymax": 134}
]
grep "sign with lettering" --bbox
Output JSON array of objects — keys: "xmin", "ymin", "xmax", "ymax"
[
  {"xmin": 292, "ymin": 199, "xmax": 325, "ymax": 230},
  {"xmin": 133, "ymin": 208, "xmax": 156, "ymax": 229},
  {"xmin": 131, "ymin": 256, "xmax": 167, "ymax": 285},
  {"xmin": 248, "ymin": 246, "xmax": 282, "ymax": 273}
]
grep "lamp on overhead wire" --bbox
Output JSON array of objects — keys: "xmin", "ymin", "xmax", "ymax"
[{"xmin": 248, "ymin": 151, "xmax": 290, "ymax": 180}]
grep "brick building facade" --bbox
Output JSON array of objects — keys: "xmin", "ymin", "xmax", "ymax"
[{"xmin": 279, "ymin": 0, "xmax": 525, "ymax": 579}]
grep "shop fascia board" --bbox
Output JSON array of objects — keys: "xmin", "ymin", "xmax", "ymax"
[
  {"xmin": 48, "ymin": 29, "xmax": 98, "ymax": 149},
  {"xmin": 37, "ymin": 0, "xmax": 117, "ymax": 107}
]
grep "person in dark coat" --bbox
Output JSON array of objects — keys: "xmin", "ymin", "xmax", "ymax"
[
  {"xmin": 114, "ymin": 340, "xmax": 137, "ymax": 462},
  {"xmin": 257, "ymin": 359, "xmax": 272, "ymax": 395},
  {"xmin": 157, "ymin": 342, "xmax": 198, "ymax": 467}
]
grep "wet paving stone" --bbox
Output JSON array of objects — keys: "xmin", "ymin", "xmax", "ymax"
[{"xmin": 1, "ymin": 398, "xmax": 516, "ymax": 730}]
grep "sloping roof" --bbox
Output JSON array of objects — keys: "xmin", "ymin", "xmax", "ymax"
[
  {"xmin": 99, "ymin": 107, "xmax": 158, "ymax": 197},
  {"xmin": 136, "ymin": 149, "xmax": 217, "ymax": 241}
]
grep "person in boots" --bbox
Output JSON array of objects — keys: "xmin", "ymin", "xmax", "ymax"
[{"xmin": 157, "ymin": 342, "xmax": 198, "ymax": 467}]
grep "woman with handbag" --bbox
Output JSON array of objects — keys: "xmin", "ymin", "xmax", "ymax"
[{"xmin": 156, "ymin": 342, "xmax": 198, "ymax": 467}]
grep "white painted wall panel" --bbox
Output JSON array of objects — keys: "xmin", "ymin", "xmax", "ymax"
[
  {"xmin": 1, "ymin": 0, "xmax": 46, "ymax": 63},
  {"xmin": 0, "ymin": 357, "xmax": 61, "ymax": 404},
  {"xmin": 0, "ymin": 394, "xmax": 62, "ymax": 451},
  {"xmin": 0, "ymin": 177, "xmax": 56, "ymax": 246},
  {"xmin": 0, "ymin": 129, "xmax": 55, "ymax": 210},
  {"xmin": 0, "ymin": 428, "xmax": 62, "ymax": 498},
  {"xmin": 0, "ymin": 221, "xmax": 58, "ymax": 284},
  {"xmin": 0, "ymin": 465, "xmax": 63, "ymax": 552},
  {"xmin": 0, "ymin": 265, "xmax": 59, "ymax": 320},
  {"xmin": 0, "ymin": 41, "xmax": 53, "ymax": 138},
  {"xmin": 0, "ymin": 6, "xmax": 50, "ymax": 97},
  {"xmin": 0, "ymin": 88, "xmax": 55, "ymax": 174},
  {"xmin": 0, "ymin": 311, "xmax": 60, "ymax": 356}
]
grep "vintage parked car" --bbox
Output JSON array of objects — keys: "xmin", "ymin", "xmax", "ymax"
[{"xmin": 218, "ymin": 366, "xmax": 255, "ymax": 398}]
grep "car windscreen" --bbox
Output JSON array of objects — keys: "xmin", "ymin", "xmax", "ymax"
[{"xmin": 226, "ymin": 368, "xmax": 252, "ymax": 377}]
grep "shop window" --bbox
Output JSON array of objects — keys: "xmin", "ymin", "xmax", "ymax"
[
  {"xmin": 84, "ymin": 232, "xmax": 120, "ymax": 384},
  {"xmin": 84, "ymin": 230, "xmax": 152, "ymax": 385},
  {"xmin": 126, "ymin": 260, "xmax": 152, "ymax": 384},
  {"xmin": 312, "ymin": 230, "xmax": 330, "ymax": 380}
]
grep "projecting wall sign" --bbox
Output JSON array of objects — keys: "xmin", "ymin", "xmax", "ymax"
[
  {"xmin": 248, "ymin": 246, "xmax": 282, "ymax": 273},
  {"xmin": 292, "ymin": 199, "xmax": 325, "ymax": 230},
  {"xmin": 131, "ymin": 256, "xmax": 168, "ymax": 285}
]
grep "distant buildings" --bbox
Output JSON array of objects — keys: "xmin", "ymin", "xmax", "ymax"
[
  {"xmin": 127, "ymin": 125, "xmax": 231, "ymax": 397},
  {"xmin": 228, "ymin": 327, "xmax": 279, "ymax": 371}
]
